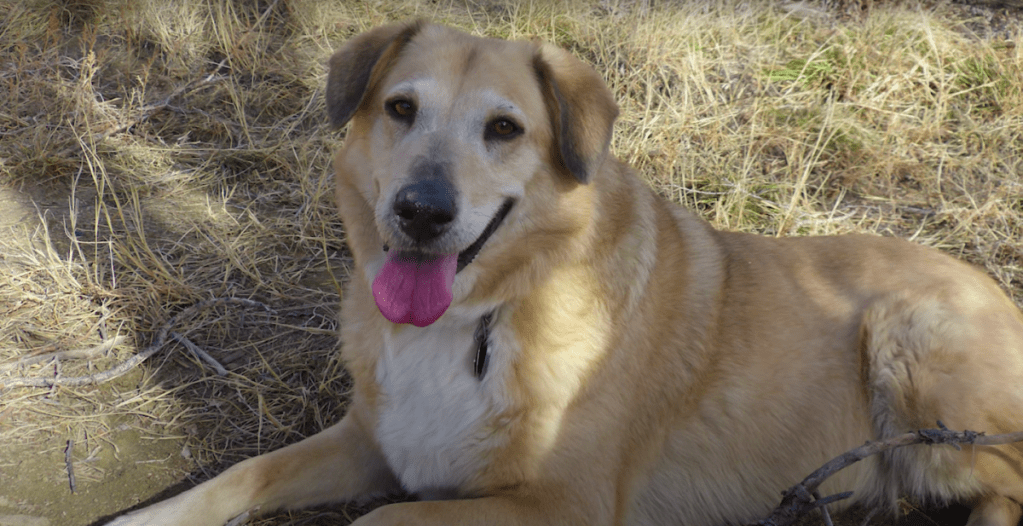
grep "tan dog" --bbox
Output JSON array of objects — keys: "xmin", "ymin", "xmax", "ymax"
[{"xmin": 107, "ymin": 22, "xmax": 1023, "ymax": 526}]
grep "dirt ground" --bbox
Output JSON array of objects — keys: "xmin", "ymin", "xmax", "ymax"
[
  {"xmin": 0, "ymin": 411, "xmax": 189, "ymax": 526},
  {"xmin": 0, "ymin": 185, "xmax": 181, "ymax": 526},
  {"xmin": 0, "ymin": 181, "xmax": 350, "ymax": 525}
]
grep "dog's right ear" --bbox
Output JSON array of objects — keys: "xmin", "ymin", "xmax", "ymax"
[
  {"xmin": 326, "ymin": 21, "xmax": 424, "ymax": 129},
  {"xmin": 533, "ymin": 43, "xmax": 619, "ymax": 184}
]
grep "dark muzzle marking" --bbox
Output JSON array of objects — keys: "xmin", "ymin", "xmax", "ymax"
[{"xmin": 456, "ymin": 198, "xmax": 514, "ymax": 272}]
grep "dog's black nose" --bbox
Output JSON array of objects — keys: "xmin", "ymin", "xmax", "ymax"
[{"xmin": 393, "ymin": 178, "xmax": 457, "ymax": 243}]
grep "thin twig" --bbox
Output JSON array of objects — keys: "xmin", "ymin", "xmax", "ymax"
[
  {"xmin": 170, "ymin": 331, "xmax": 229, "ymax": 376},
  {"xmin": 0, "ymin": 298, "xmax": 273, "ymax": 390},
  {"xmin": 812, "ymin": 490, "xmax": 835, "ymax": 526},
  {"xmin": 751, "ymin": 426, "xmax": 1023, "ymax": 526}
]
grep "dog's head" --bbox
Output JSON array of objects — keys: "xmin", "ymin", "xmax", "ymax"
[{"xmin": 327, "ymin": 22, "xmax": 618, "ymax": 327}]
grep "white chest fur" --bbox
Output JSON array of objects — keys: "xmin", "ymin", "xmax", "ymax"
[{"xmin": 374, "ymin": 311, "xmax": 506, "ymax": 495}]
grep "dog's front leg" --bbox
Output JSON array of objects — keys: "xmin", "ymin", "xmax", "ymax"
[
  {"xmin": 352, "ymin": 490, "xmax": 609, "ymax": 526},
  {"xmin": 105, "ymin": 412, "xmax": 400, "ymax": 526}
]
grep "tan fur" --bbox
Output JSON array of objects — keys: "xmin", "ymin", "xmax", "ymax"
[{"xmin": 106, "ymin": 22, "xmax": 1023, "ymax": 526}]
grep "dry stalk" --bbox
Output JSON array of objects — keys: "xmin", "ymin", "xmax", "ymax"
[{"xmin": 170, "ymin": 331, "xmax": 230, "ymax": 376}]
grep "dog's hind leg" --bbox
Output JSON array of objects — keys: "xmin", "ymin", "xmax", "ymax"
[
  {"xmin": 861, "ymin": 288, "xmax": 1023, "ymax": 526},
  {"xmin": 967, "ymin": 495, "xmax": 1023, "ymax": 526}
]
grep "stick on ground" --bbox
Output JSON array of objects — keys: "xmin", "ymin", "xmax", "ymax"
[
  {"xmin": 0, "ymin": 297, "xmax": 273, "ymax": 390},
  {"xmin": 65, "ymin": 439, "xmax": 76, "ymax": 494},
  {"xmin": 751, "ymin": 426, "xmax": 1023, "ymax": 526}
]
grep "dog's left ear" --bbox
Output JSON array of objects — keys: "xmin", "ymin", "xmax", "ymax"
[
  {"xmin": 534, "ymin": 43, "xmax": 619, "ymax": 184},
  {"xmin": 326, "ymin": 21, "xmax": 424, "ymax": 129}
]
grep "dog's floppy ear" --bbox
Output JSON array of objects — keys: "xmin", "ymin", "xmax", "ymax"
[
  {"xmin": 533, "ymin": 43, "xmax": 619, "ymax": 184},
  {"xmin": 326, "ymin": 21, "xmax": 424, "ymax": 129}
]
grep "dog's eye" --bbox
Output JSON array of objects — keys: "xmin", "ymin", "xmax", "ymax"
[
  {"xmin": 486, "ymin": 118, "xmax": 521, "ymax": 140},
  {"xmin": 386, "ymin": 99, "xmax": 416, "ymax": 123}
]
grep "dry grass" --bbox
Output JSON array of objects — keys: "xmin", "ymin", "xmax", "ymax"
[{"xmin": 0, "ymin": 1, "xmax": 1020, "ymax": 525}]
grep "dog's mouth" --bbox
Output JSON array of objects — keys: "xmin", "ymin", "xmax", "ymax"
[
  {"xmin": 456, "ymin": 198, "xmax": 515, "ymax": 272},
  {"xmin": 373, "ymin": 198, "xmax": 515, "ymax": 327}
]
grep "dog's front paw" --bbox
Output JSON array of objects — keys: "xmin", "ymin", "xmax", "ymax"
[
  {"xmin": 103, "ymin": 492, "xmax": 242, "ymax": 526},
  {"xmin": 104, "ymin": 506, "xmax": 177, "ymax": 526},
  {"xmin": 104, "ymin": 504, "xmax": 192, "ymax": 526}
]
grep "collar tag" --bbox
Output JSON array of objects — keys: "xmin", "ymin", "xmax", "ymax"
[{"xmin": 473, "ymin": 312, "xmax": 493, "ymax": 380}]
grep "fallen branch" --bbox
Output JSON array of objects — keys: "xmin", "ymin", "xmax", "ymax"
[
  {"xmin": 0, "ymin": 334, "xmax": 127, "ymax": 373},
  {"xmin": 751, "ymin": 424, "xmax": 1023, "ymax": 526},
  {"xmin": 0, "ymin": 297, "xmax": 273, "ymax": 390}
]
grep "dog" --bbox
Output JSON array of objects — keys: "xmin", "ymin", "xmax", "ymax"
[{"xmin": 106, "ymin": 21, "xmax": 1023, "ymax": 526}]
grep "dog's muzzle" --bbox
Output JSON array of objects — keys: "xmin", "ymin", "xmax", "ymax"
[{"xmin": 375, "ymin": 173, "xmax": 514, "ymax": 327}]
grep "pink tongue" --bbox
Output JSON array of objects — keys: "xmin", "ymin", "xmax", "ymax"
[{"xmin": 372, "ymin": 252, "xmax": 458, "ymax": 327}]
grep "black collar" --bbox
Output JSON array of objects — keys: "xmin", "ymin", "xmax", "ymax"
[{"xmin": 473, "ymin": 312, "xmax": 494, "ymax": 380}]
